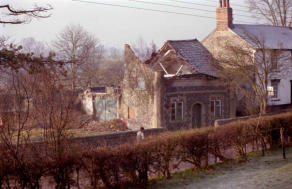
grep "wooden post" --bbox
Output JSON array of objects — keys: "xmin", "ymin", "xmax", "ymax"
[{"xmin": 280, "ymin": 127, "xmax": 286, "ymax": 159}]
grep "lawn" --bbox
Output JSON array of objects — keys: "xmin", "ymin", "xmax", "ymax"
[
  {"xmin": 26, "ymin": 128, "xmax": 115, "ymax": 141},
  {"xmin": 151, "ymin": 147, "xmax": 292, "ymax": 189}
]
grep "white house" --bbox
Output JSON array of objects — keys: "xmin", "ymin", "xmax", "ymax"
[{"xmin": 203, "ymin": 0, "xmax": 292, "ymax": 107}]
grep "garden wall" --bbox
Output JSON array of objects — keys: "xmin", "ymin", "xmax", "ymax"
[{"xmin": 72, "ymin": 128, "xmax": 165, "ymax": 147}]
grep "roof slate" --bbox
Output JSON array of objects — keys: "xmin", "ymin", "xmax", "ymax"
[
  {"xmin": 168, "ymin": 39, "xmax": 219, "ymax": 77},
  {"xmin": 232, "ymin": 24, "xmax": 292, "ymax": 49}
]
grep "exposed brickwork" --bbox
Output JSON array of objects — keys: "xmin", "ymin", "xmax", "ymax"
[
  {"xmin": 216, "ymin": 8, "xmax": 233, "ymax": 31},
  {"xmin": 216, "ymin": 0, "xmax": 233, "ymax": 31}
]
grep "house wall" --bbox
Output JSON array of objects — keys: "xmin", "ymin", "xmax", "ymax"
[
  {"xmin": 121, "ymin": 45, "xmax": 160, "ymax": 130},
  {"xmin": 203, "ymin": 30, "xmax": 252, "ymax": 62},
  {"xmin": 268, "ymin": 50, "xmax": 292, "ymax": 105},
  {"xmin": 82, "ymin": 94, "xmax": 94, "ymax": 115},
  {"xmin": 162, "ymin": 78, "xmax": 235, "ymax": 130},
  {"xmin": 122, "ymin": 44, "xmax": 236, "ymax": 130},
  {"xmin": 203, "ymin": 30, "xmax": 292, "ymax": 108}
]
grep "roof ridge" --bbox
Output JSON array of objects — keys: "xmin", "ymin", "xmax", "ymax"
[
  {"xmin": 167, "ymin": 39, "xmax": 198, "ymax": 43},
  {"xmin": 234, "ymin": 24, "xmax": 292, "ymax": 30}
]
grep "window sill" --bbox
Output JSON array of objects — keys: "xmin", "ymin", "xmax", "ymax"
[
  {"xmin": 170, "ymin": 120, "xmax": 184, "ymax": 123},
  {"xmin": 135, "ymin": 88, "xmax": 146, "ymax": 91},
  {"xmin": 271, "ymin": 98, "xmax": 280, "ymax": 102},
  {"xmin": 271, "ymin": 70, "xmax": 281, "ymax": 73}
]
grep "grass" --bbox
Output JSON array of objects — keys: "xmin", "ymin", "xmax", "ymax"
[
  {"xmin": 149, "ymin": 147, "xmax": 292, "ymax": 189},
  {"xmin": 22, "ymin": 128, "xmax": 115, "ymax": 142},
  {"xmin": 149, "ymin": 159, "xmax": 237, "ymax": 188}
]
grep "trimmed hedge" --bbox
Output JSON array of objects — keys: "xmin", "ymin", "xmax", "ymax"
[{"xmin": 1, "ymin": 113, "xmax": 292, "ymax": 188}]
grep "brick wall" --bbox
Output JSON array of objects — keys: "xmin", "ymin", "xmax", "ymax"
[{"xmin": 216, "ymin": 7, "xmax": 233, "ymax": 31}]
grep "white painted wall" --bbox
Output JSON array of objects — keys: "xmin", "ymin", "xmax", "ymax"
[
  {"xmin": 268, "ymin": 50, "xmax": 292, "ymax": 106},
  {"xmin": 82, "ymin": 96, "xmax": 94, "ymax": 115}
]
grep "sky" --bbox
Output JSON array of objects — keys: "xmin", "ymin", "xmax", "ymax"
[{"xmin": 0, "ymin": 0, "xmax": 257, "ymax": 50}]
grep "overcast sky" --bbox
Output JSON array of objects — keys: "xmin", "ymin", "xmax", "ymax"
[{"xmin": 0, "ymin": 0, "xmax": 257, "ymax": 49}]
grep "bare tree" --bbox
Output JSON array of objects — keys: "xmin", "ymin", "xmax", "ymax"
[
  {"xmin": 0, "ymin": 51, "xmax": 81, "ymax": 187},
  {"xmin": 82, "ymin": 47, "xmax": 124, "ymax": 87},
  {"xmin": 131, "ymin": 37, "xmax": 157, "ymax": 62},
  {"xmin": 247, "ymin": 0, "xmax": 292, "ymax": 26},
  {"xmin": 0, "ymin": 3, "xmax": 52, "ymax": 24},
  {"xmin": 20, "ymin": 37, "xmax": 49, "ymax": 57},
  {"xmin": 53, "ymin": 24, "xmax": 102, "ymax": 91},
  {"xmin": 217, "ymin": 31, "xmax": 290, "ymax": 114}
]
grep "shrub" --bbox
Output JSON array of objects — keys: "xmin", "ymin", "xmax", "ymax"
[
  {"xmin": 1, "ymin": 112, "xmax": 292, "ymax": 188},
  {"xmin": 178, "ymin": 128, "xmax": 211, "ymax": 169}
]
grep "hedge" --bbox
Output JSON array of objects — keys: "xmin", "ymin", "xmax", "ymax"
[{"xmin": 0, "ymin": 113, "xmax": 292, "ymax": 188}]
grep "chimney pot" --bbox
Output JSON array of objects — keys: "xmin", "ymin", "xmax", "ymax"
[{"xmin": 216, "ymin": 0, "xmax": 233, "ymax": 31}]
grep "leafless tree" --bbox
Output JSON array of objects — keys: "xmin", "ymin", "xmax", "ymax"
[
  {"xmin": 247, "ymin": 0, "xmax": 292, "ymax": 26},
  {"xmin": 53, "ymin": 24, "xmax": 102, "ymax": 91},
  {"xmin": 131, "ymin": 37, "xmax": 157, "ymax": 62},
  {"xmin": 0, "ymin": 56, "xmax": 82, "ymax": 187},
  {"xmin": 82, "ymin": 48, "xmax": 124, "ymax": 87},
  {"xmin": 217, "ymin": 31, "xmax": 290, "ymax": 114},
  {"xmin": 20, "ymin": 37, "xmax": 49, "ymax": 57},
  {"xmin": 0, "ymin": 3, "xmax": 52, "ymax": 24},
  {"xmin": 0, "ymin": 36, "xmax": 9, "ymax": 48}
]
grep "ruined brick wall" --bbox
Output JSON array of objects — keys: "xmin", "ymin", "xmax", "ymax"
[{"xmin": 121, "ymin": 45, "xmax": 162, "ymax": 130}]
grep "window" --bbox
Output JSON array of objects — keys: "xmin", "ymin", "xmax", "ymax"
[
  {"xmin": 171, "ymin": 101, "xmax": 184, "ymax": 121},
  {"xmin": 270, "ymin": 50, "xmax": 280, "ymax": 71},
  {"xmin": 270, "ymin": 79, "xmax": 280, "ymax": 98},
  {"xmin": 211, "ymin": 100, "xmax": 222, "ymax": 118},
  {"xmin": 137, "ymin": 77, "xmax": 145, "ymax": 89}
]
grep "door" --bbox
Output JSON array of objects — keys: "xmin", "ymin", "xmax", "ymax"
[
  {"xmin": 192, "ymin": 103, "xmax": 202, "ymax": 128},
  {"xmin": 94, "ymin": 98, "xmax": 118, "ymax": 122},
  {"xmin": 95, "ymin": 98, "xmax": 106, "ymax": 122},
  {"xmin": 105, "ymin": 98, "xmax": 117, "ymax": 121},
  {"xmin": 290, "ymin": 81, "xmax": 292, "ymax": 104}
]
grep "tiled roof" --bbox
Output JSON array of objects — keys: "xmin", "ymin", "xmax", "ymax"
[
  {"xmin": 232, "ymin": 24, "xmax": 292, "ymax": 49},
  {"xmin": 168, "ymin": 39, "xmax": 219, "ymax": 77}
]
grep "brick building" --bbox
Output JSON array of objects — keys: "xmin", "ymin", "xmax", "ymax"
[{"xmin": 121, "ymin": 40, "xmax": 236, "ymax": 130}]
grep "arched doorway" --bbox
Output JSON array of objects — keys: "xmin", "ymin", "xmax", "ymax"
[{"xmin": 192, "ymin": 103, "xmax": 202, "ymax": 128}]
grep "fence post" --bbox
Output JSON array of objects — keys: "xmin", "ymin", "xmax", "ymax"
[{"xmin": 280, "ymin": 127, "xmax": 286, "ymax": 159}]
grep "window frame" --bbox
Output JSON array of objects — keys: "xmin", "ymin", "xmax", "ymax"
[
  {"xmin": 210, "ymin": 99, "xmax": 222, "ymax": 118},
  {"xmin": 137, "ymin": 77, "xmax": 145, "ymax": 90},
  {"xmin": 270, "ymin": 79, "xmax": 280, "ymax": 99},
  {"xmin": 170, "ymin": 101, "xmax": 184, "ymax": 121}
]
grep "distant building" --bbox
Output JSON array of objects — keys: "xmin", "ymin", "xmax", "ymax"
[{"xmin": 81, "ymin": 86, "xmax": 121, "ymax": 122}]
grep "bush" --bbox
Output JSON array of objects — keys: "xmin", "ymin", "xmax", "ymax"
[{"xmin": 1, "ymin": 112, "xmax": 292, "ymax": 188}]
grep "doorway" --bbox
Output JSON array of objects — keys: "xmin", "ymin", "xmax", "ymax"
[
  {"xmin": 192, "ymin": 103, "xmax": 202, "ymax": 128},
  {"xmin": 290, "ymin": 80, "xmax": 292, "ymax": 104}
]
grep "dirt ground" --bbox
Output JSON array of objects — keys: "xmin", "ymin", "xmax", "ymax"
[{"xmin": 153, "ymin": 148, "xmax": 292, "ymax": 189}]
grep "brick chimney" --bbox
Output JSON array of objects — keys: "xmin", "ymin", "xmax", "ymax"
[{"xmin": 216, "ymin": 0, "xmax": 233, "ymax": 31}]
